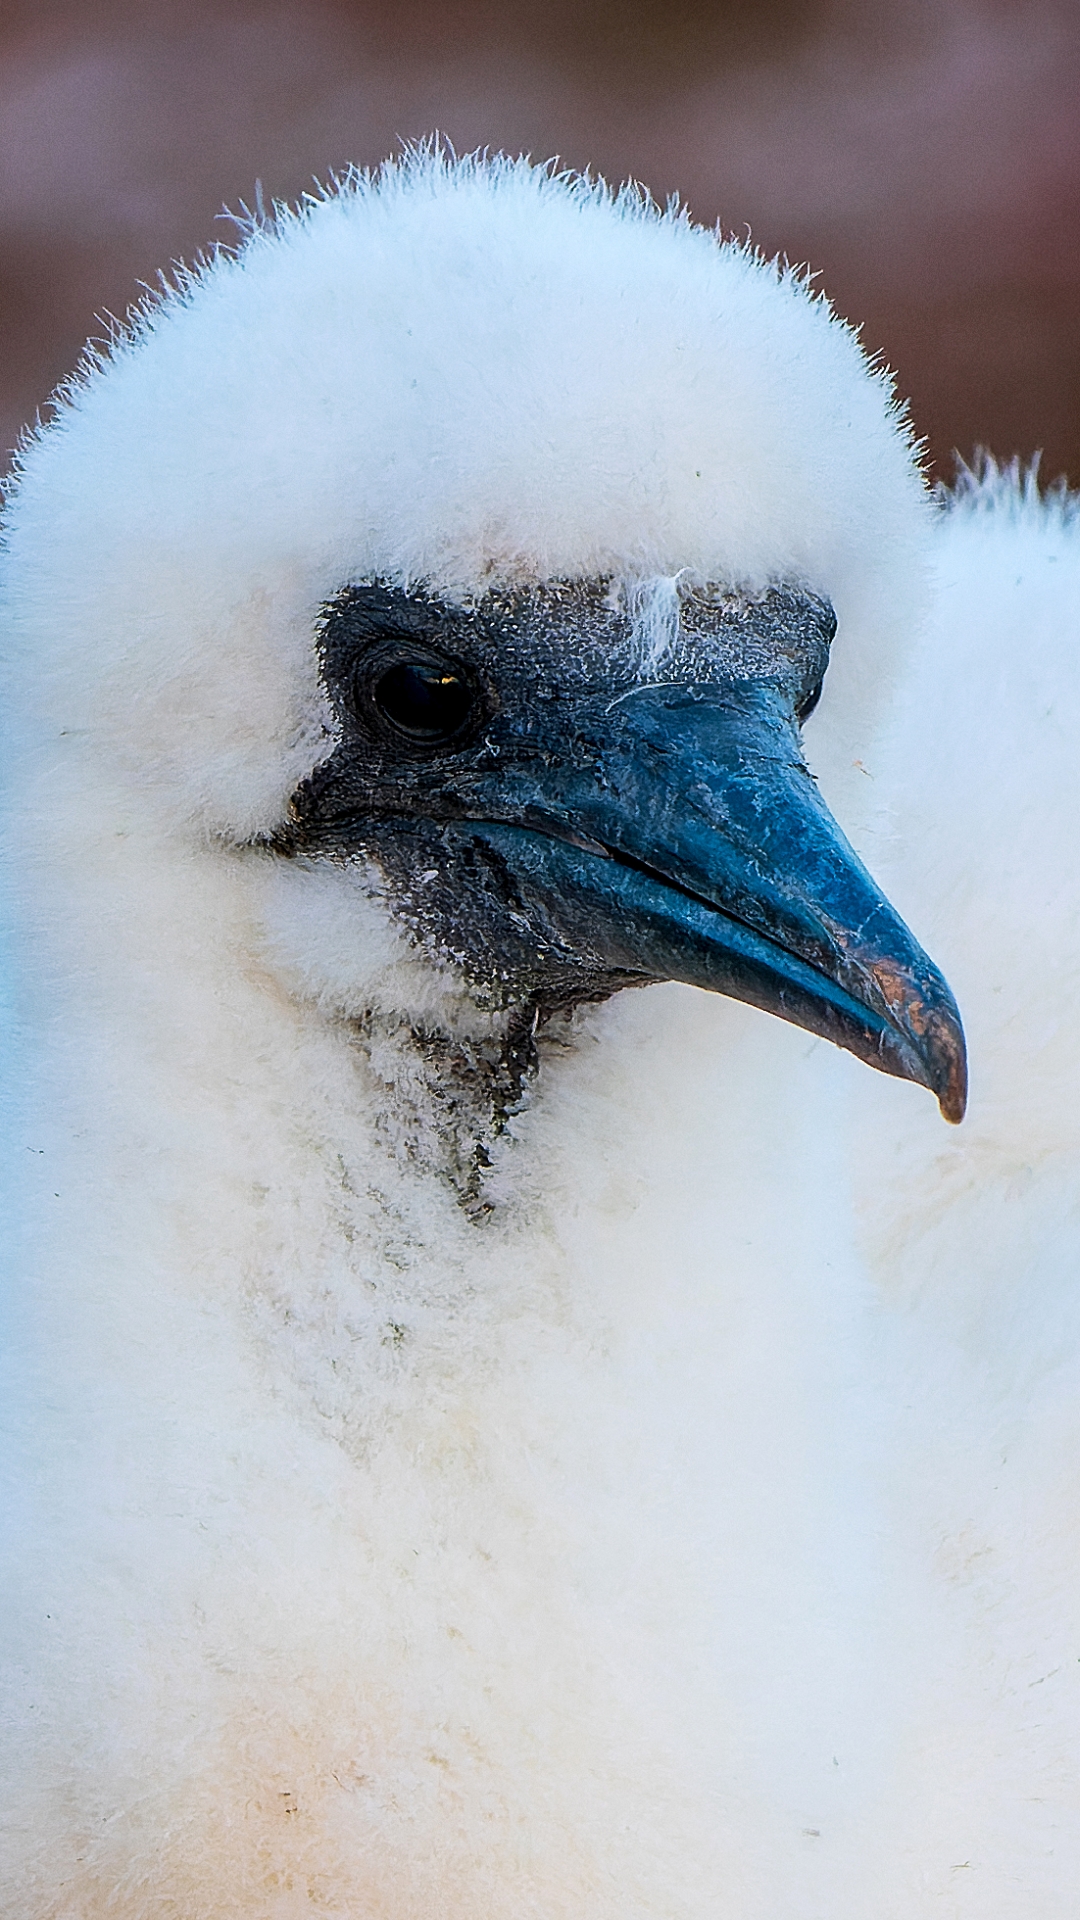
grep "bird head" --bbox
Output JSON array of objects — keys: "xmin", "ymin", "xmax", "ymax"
[{"xmin": 0, "ymin": 149, "xmax": 965, "ymax": 1122}]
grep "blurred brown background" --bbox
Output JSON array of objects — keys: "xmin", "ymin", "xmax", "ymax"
[{"xmin": 1, "ymin": 0, "xmax": 1078, "ymax": 481}]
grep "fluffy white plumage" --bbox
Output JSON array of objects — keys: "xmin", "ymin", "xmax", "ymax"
[{"xmin": 2, "ymin": 151, "xmax": 1079, "ymax": 1916}]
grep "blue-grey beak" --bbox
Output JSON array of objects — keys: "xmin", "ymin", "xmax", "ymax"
[{"xmin": 430, "ymin": 679, "xmax": 967, "ymax": 1120}]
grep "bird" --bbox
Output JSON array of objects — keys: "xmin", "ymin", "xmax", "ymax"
[{"xmin": 1, "ymin": 147, "xmax": 1078, "ymax": 1917}]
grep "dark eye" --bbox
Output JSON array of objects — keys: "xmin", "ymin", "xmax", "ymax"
[{"xmin": 372, "ymin": 658, "xmax": 477, "ymax": 742}]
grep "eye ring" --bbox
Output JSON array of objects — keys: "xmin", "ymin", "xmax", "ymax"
[{"xmin": 360, "ymin": 646, "xmax": 483, "ymax": 746}]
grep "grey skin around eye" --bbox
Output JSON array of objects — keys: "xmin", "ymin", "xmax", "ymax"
[{"xmin": 313, "ymin": 577, "xmax": 835, "ymax": 724}]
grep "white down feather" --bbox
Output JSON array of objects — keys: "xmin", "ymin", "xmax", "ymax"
[{"xmin": 1, "ymin": 151, "xmax": 1078, "ymax": 1917}]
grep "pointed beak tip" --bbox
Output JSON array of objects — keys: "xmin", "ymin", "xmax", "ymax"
[
  {"xmin": 917, "ymin": 1005, "xmax": 968, "ymax": 1125},
  {"xmin": 922, "ymin": 997, "xmax": 968, "ymax": 1125},
  {"xmin": 865, "ymin": 960, "xmax": 967, "ymax": 1124},
  {"xmin": 936, "ymin": 1045, "xmax": 968, "ymax": 1125}
]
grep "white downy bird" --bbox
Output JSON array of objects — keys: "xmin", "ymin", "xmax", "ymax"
[{"xmin": 1, "ymin": 150, "xmax": 1078, "ymax": 1918}]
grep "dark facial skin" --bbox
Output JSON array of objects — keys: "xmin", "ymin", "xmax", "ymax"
[{"xmin": 276, "ymin": 578, "xmax": 966, "ymax": 1122}]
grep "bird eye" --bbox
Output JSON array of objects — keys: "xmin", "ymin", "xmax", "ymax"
[
  {"xmin": 371, "ymin": 658, "xmax": 477, "ymax": 742},
  {"xmin": 796, "ymin": 676, "xmax": 825, "ymax": 725}
]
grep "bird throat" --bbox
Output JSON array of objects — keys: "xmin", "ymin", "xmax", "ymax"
[{"xmin": 353, "ymin": 996, "xmax": 556, "ymax": 1217}]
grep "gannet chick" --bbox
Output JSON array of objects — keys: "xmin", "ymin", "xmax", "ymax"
[{"xmin": 0, "ymin": 150, "xmax": 1026, "ymax": 1919}]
